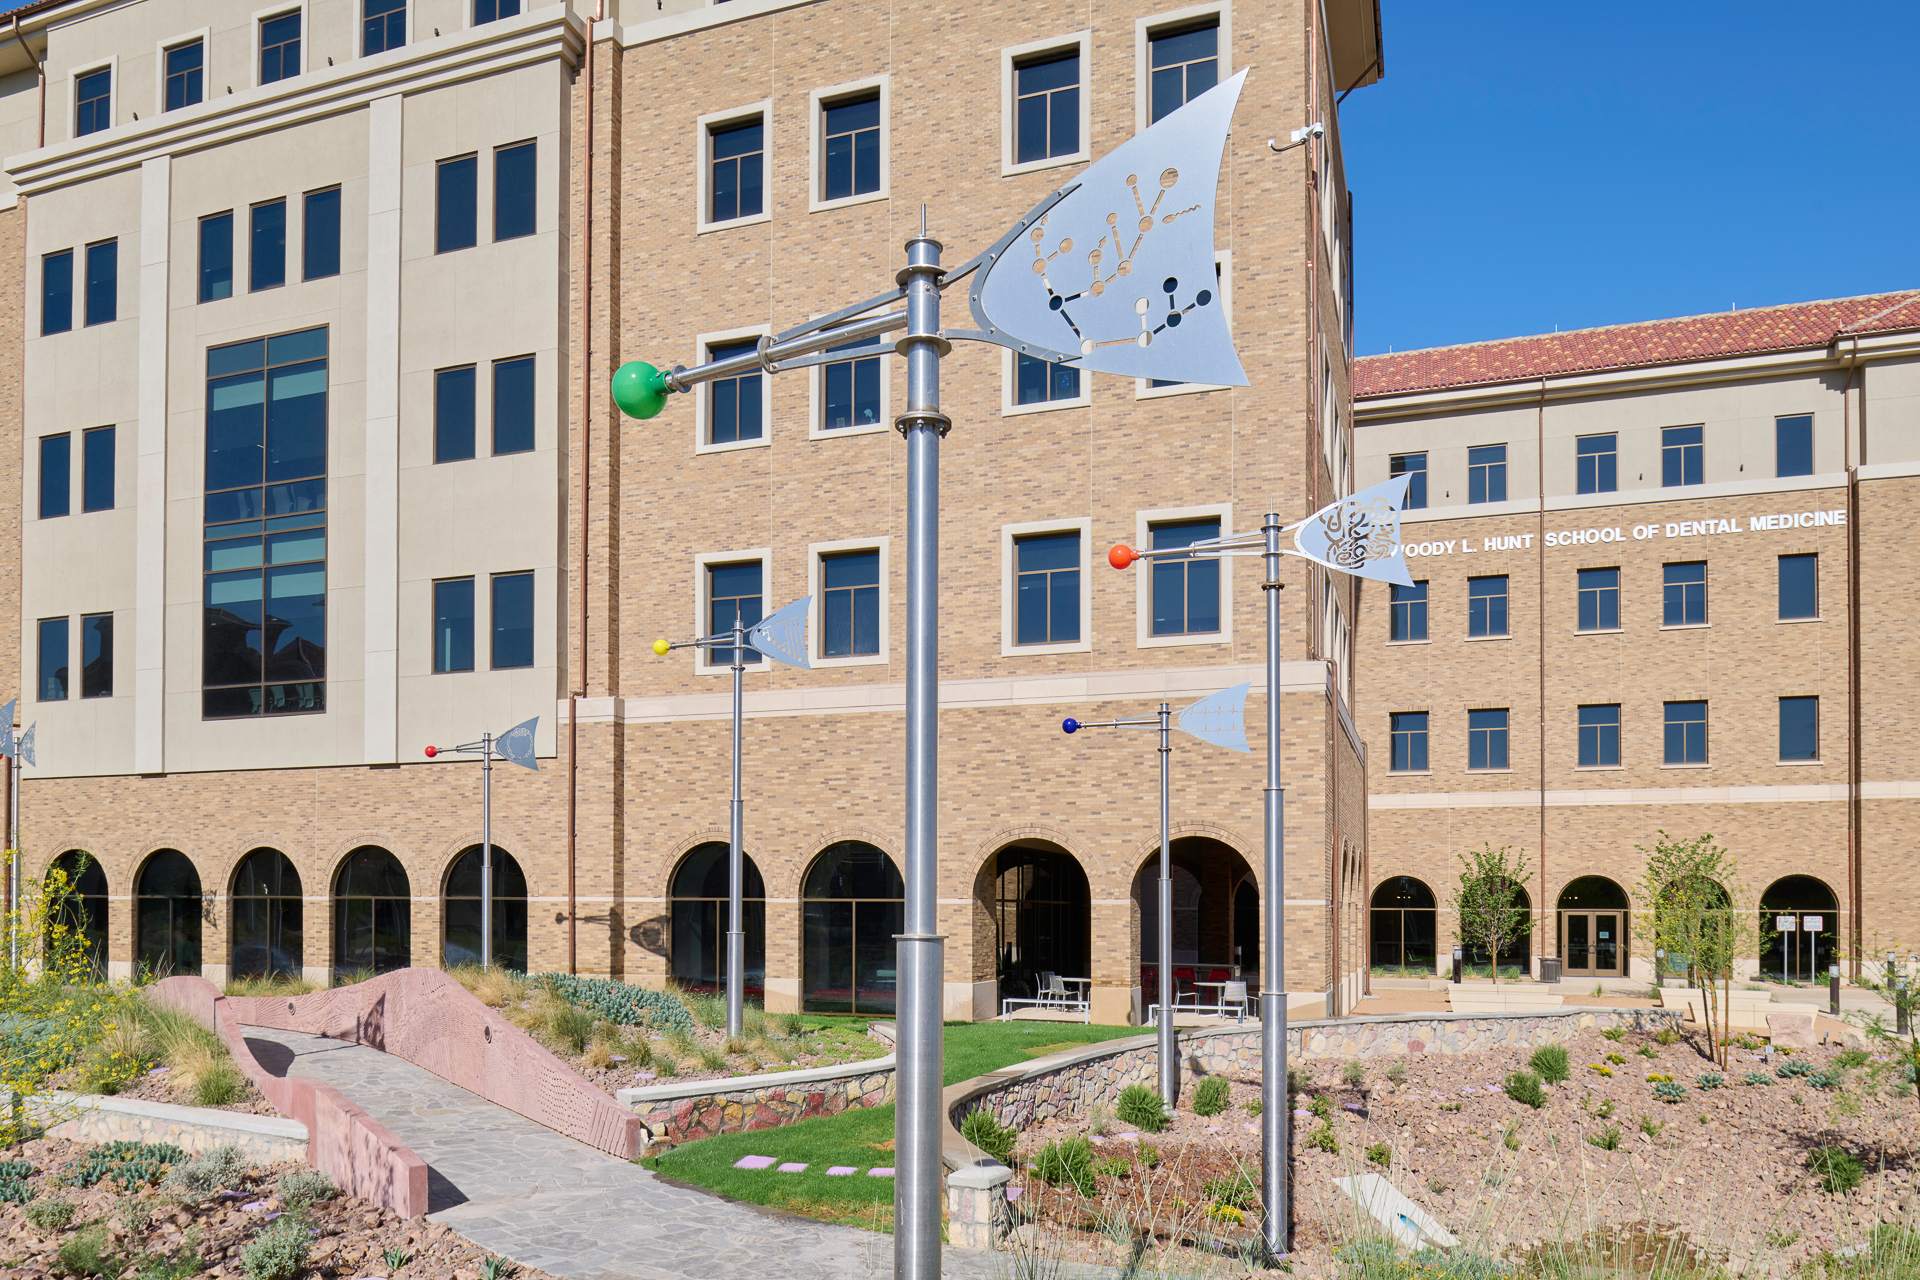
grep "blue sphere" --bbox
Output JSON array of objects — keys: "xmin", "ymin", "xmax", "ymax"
[{"xmin": 1062, "ymin": 718, "xmax": 1079, "ymax": 734}]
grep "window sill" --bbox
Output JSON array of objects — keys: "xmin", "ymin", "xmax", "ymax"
[
  {"xmin": 1386, "ymin": 770, "xmax": 1432, "ymax": 777},
  {"xmin": 1574, "ymin": 627, "xmax": 1624, "ymax": 636},
  {"xmin": 1137, "ymin": 631, "xmax": 1229, "ymax": 651},
  {"xmin": 1660, "ymin": 762, "xmax": 1711, "ymax": 769},
  {"xmin": 1002, "ymin": 396, "xmax": 1090, "ymax": 418},
  {"xmin": 694, "ymin": 436, "xmax": 770, "ymax": 457},
  {"xmin": 696, "ymin": 211, "xmax": 772, "ymax": 236},
  {"xmin": 1775, "ymin": 758, "xmax": 1824, "ymax": 767},
  {"xmin": 1659, "ymin": 623, "xmax": 1709, "ymax": 631},
  {"xmin": 1776, "ymin": 616, "xmax": 1823, "ymax": 624},
  {"xmin": 1463, "ymin": 633, "xmax": 1511, "ymax": 642},
  {"xmin": 1574, "ymin": 765, "xmax": 1625, "ymax": 772},
  {"xmin": 1135, "ymin": 379, "xmax": 1225, "ymax": 400},
  {"xmin": 1001, "ymin": 638, "xmax": 1092, "ymax": 657},
  {"xmin": 1001, "ymin": 151, "xmax": 1089, "ymax": 180},
  {"xmin": 809, "ymin": 421, "xmax": 890, "ymax": 441},
  {"xmin": 1384, "ymin": 638, "xmax": 1431, "ymax": 646},
  {"xmin": 1465, "ymin": 768, "xmax": 1515, "ymax": 775},
  {"xmin": 813, "ymin": 652, "xmax": 887, "ymax": 669},
  {"xmin": 809, "ymin": 188, "xmax": 889, "ymax": 215}
]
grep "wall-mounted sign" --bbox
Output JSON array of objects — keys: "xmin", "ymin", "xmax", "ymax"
[{"xmin": 1402, "ymin": 509, "xmax": 1847, "ymax": 559}]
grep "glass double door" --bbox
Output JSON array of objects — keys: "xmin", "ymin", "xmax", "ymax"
[{"xmin": 1562, "ymin": 912, "xmax": 1623, "ymax": 977}]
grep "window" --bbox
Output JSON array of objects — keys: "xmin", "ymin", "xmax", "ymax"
[
  {"xmin": 821, "ymin": 334, "xmax": 881, "ymax": 431},
  {"xmin": 1664, "ymin": 700, "xmax": 1707, "ymax": 764},
  {"xmin": 432, "ymin": 577, "xmax": 474, "ymax": 672},
  {"xmin": 1389, "ymin": 712, "xmax": 1428, "ymax": 772},
  {"xmin": 434, "ymin": 366, "xmax": 476, "ymax": 463},
  {"xmin": 1663, "ymin": 562, "xmax": 1706, "ymax": 626},
  {"xmin": 1578, "ymin": 704, "xmax": 1620, "ymax": 767},
  {"xmin": 41, "ymin": 250, "xmax": 72, "ymax": 335},
  {"xmin": 1149, "ymin": 21, "xmax": 1217, "ymax": 123},
  {"xmin": 1014, "ymin": 51, "xmax": 1079, "ymax": 164},
  {"xmin": 251, "ymin": 200, "xmax": 286, "ymax": 291},
  {"xmin": 259, "ymin": 12, "xmax": 301, "ymax": 84},
  {"xmin": 84, "ymin": 240, "xmax": 116, "ymax": 325},
  {"xmin": 303, "ymin": 187, "xmax": 340, "ymax": 280},
  {"xmin": 473, "ymin": 0, "xmax": 521, "ymax": 23},
  {"xmin": 1147, "ymin": 520, "xmax": 1219, "ymax": 636},
  {"xmin": 165, "ymin": 40, "xmax": 203, "ymax": 111},
  {"xmin": 492, "ymin": 357, "xmax": 535, "ymax": 455},
  {"xmin": 1779, "ymin": 696, "xmax": 1818, "ymax": 762},
  {"xmin": 1015, "ymin": 354, "xmax": 1080, "ymax": 406},
  {"xmin": 82, "ymin": 426, "xmax": 114, "ymax": 513},
  {"xmin": 202, "ymin": 326, "xmax": 329, "ymax": 719},
  {"xmin": 1389, "ymin": 581, "xmax": 1427, "ymax": 642},
  {"xmin": 1779, "ymin": 554, "xmax": 1818, "ymax": 620},
  {"xmin": 1468, "ymin": 575, "xmax": 1508, "ymax": 638},
  {"xmin": 495, "ymin": 140, "xmax": 536, "ymax": 241},
  {"xmin": 1467, "ymin": 444, "xmax": 1507, "ymax": 504},
  {"xmin": 490, "ymin": 571, "xmax": 534, "ymax": 669},
  {"xmin": 1662, "ymin": 424, "xmax": 1703, "ymax": 487},
  {"xmin": 1389, "ymin": 453, "xmax": 1426, "ymax": 509},
  {"xmin": 199, "ymin": 212, "xmax": 233, "ymax": 302},
  {"xmin": 39, "ymin": 434, "xmax": 70, "ymax": 519},
  {"xmin": 1577, "ymin": 568, "xmax": 1619, "ymax": 631},
  {"xmin": 1468, "ymin": 708, "xmax": 1509, "ymax": 770},
  {"xmin": 1576, "ymin": 434, "xmax": 1617, "ymax": 495},
  {"xmin": 38, "ymin": 618, "xmax": 69, "ymax": 701},
  {"xmin": 436, "ymin": 155, "xmax": 477, "ymax": 253},
  {"xmin": 707, "ymin": 561, "xmax": 763, "ymax": 665},
  {"xmin": 1015, "ymin": 532, "xmax": 1080, "ymax": 645},
  {"xmin": 80, "ymin": 613, "xmax": 112, "ymax": 698},
  {"xmin": 821, "ymin": 94, "xmax": 880, "ymax": 201},
  {"xmin": 75, "ymin": 67, "xmax": 110, "ymax": 136},
  {"xmin": 709, "ymin": 119, "xmax": 764, "ymax": 224},
  {"xmin": 364, "ymin": 0, "xmax": 405, "ymax": 55},
  {"xmin": 822, "ymin": 550, "xmax": 879, "ymax": 657},
  {"xmin": 1776, "ymin": 414, "xmax": 1813, "ymax": 478},
  {"xmin": 707, "ymin": 339, "xmax": 763, "ymax": 444}
]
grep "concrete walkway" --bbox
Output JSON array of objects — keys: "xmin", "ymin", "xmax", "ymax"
[{"xmin": 241, "ymin": 1026, "xmax": 1001, "ymax": 1280}]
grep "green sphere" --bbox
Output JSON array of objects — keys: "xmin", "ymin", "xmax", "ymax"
[{"xmin": 611, "ymin": 361, "xmax": 670, "ymax": 420}]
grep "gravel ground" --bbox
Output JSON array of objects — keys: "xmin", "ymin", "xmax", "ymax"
[
  {"xmin": 555, "ymin": 1019, "xmax": 888, "ymax": 1091},
  {"xmin": 43, "ymin": 1064, "xmax": 281, "ymax": 1116}
]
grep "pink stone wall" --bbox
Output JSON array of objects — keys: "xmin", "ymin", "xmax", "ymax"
[{"xmin": 632, "ymin": 1066, "xmax": 894, "ymax": 1145}]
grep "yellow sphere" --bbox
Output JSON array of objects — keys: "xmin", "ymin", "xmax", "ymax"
[{"xmin": 653, "ymin": 638, "xmax": 671, "ymax": 656}]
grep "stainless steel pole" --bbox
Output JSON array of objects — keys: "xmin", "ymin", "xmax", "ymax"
[
  {"xmin": 727, "ymin": 619, "xmax": 746, "ymax": 1041},
  {"xmin": 1157, "ymin": 702, "xmax": 1176, "ymax": 1109},
  {"xmin": 8, "ymin": 756, "xmax": 16, "ymax": 969},
  {"xmin": 1260, "ymin": 510, "xmax": 1290, "ymax": 1256},
  {"xmin": 894, "ymin": 213, "xmax": 947, "ymax": 1280},
  {"xmin": 481, "ymin": 732, "xmax": 493, "ymax": 968}
]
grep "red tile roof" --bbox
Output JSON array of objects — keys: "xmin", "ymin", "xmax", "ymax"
[{"xmin": 1354, "ymin": 290, "xmax": 1920, "ymax": 399}]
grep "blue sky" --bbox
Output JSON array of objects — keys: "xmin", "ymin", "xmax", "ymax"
[{"xmin": 1339, "ymin": 2, "xmax": 1920, "ymax": 356}]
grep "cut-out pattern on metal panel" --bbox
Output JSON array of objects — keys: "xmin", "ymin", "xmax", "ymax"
[
  {"xmin": 1177, "ymin": 682, "xmax": 1250, "ymax": 753},
  {"xmin": 496, "ymin": 716, "xmax": 539, "ymax": 771},
  {"xmin": 746, "ymin": 595, "xmax": 812, "ymax": 670},
  {"xmin": 1293, "ymin": 475, "xmax": 1414, "ymax": 586}
]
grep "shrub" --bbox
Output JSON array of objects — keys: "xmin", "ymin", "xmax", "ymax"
[
  {"xmin": 1309, "ymin": 1093, "xmax": 1334, "ymax": 1121},
  {"xmin": 1305, "ymin": 1122, "xmax": 1338, "ymax": 1154},
  {"xmin": 1600, "ymin": 1028, "xmax": 1626, "ymax": 1042},
  {"xmin": 1588, "ymin": 1065, "xmax": 1614, "ymax": 1078},
  {"xmin": 194, "ymin": 1059, "xmax": 245, "ymax": 1107},
  {"xmin": 1092, "ymin": 1155, "xmax": 1130, "ymax": 1178},
  {"xmin": 1587, "ymin": 1125, "xmax": 1621, "ymax": 1151},
  {"xmin": 1653, "ymin": 1027, "xmax": 1681, "ymax": 1046},
  {"xmin": 1743, "ymin": 1071, "xmax": 1772, "ymax": 1086},
  {"xmin": 1636, "ymin": 1045, "xmax": 1659, "ymax": 1058},
  {"xmin": 531, "ymin": 974, "xmax": 695, "ymax": 1033},
  {"xmin": 0, "ymin": 1158, "xmax": 33, "ymax": 1203},
  {"xmin": 1191, "ymin": 1075, "xmax": 1231, "ymax": 1117},
  {"xmin": 1645, "ymin": 1073, "xmax": 1674, "ymax": 1083},
  {"xmin": 1503, "ymin": 1071, "xmax": 1546, "ymax": 1109},
  {"xmin": 1639, "ymin": 1115, "xmax": 1664, "ymax": 1136},
  {"xmin": 1652, "ymin": 1080, "xmax": 1687, "ymax": 1104},
  {"xmin": 1286, "ymin": 1065, "xmax": 1311, "ymax": 1095},
  {"xmin": 1697, "ymin": 1072, "xmax": 1724, "ymax": 1090},
  {"xmin": 480, "ymin": 1258, "xmax": 518, "ymax": 1280},
  {"xmin": 1809, "ymin": 1070, "xmax": 1843, "ymax": 1090},
  {"xmin": 1341, "ymin": 1061, "xmax": 1366, "ymax": 1088},
  {"xmin": 1116, "ymin": 1083, "xmax": 1169, "ymax": 1133},
  {"xmin": 1807, "ymin": 1146, "xmax": 1865, "ymax": 1195},
  {"xmin": 1528, "ymin": 1045, "xmax": 1571, "ymax": 1084},
  {"xmin": 1778, "ymin": 1057, "xmax": 1815, "ymax": 1078},
  {"xmin": 1203, "ymin": 1171, "xmax": 1257, "ymax": 1210},
  {"xmin": 68, "ymin": 1141, "xmax": 185, "ymax": 1190},
  {"xmin": 959, "ymin": 1108, "xmax": 1017, "ymax": 1164},
  {"xmin": 545, "ymin": 1002, "xmax": 597, "ymax": 1055},
  {"xmin": 1594, "ymin": 1099, "xmax": 1616, "ymax": 1119},
  {"xmin": 164, "ymin": 1145, "xmax": 249, "ymax": 1198},
  {"xmin": 1031, "ymin": 1136, "xmax": 1094, "ymax": 1196},
  {"xmin": 241, "ymin": 1215, "xmax": 311, "ymax": 1280},
  {"xmin": 1837, "ymin": 1048, "xmax": 1871, "ymax": 1069},
  {"xmin": 1605, "ymin": 1052, "xmax": 1627, "ymax": 1065},
  {"xmin": 276, "ymin": 1169, "xmax": 337, "ymax": 1212},
  {"xmin": 1136, "ymin": 1142, "xmax": 1160, "ymax": 1169},
  {"xmin": 1244, "ymin": 1099, "xmax": 1263, "ymax": 1117},
  {"xmin": 1366, "ymin": 1141, "xmax": 1392, "ymax": 1168},
  {"xmin": 25, "ymin": 1197, "xmax": 75, "ymax": 1231},
  {"xmin": 1385, "ymin": 1061, "xmax": 1408, "ymax": 1086},
  {"xmin": 57, "ymin": 1224, "xmax": 116, "ymax": 1277}
]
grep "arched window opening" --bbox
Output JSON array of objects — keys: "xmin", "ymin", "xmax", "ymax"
[
  {"xmin": 48, "ymin": 851, "xmax": 108, "ymax": 974},
  {"xmin": 1759, "ymin": 875, "xmax": 1839, "ymax": 984},
  {"xmin": 334, "ymin": 846, "xmax": 410, "ymax": 977},
  {"xmin": 992, "ymin": 845, "xmax": 1090, "ymax": 1004},
  {"xmin": 1460, "ymin": 881, "xmax": 1531, "ymax": 978},
  {"xmin": 1556, "ymin": 876, "xmax": 1629, "ymax": 979},
  {"xmin": 802, "ymin": 841, "xmax": 903, "ymax": 1015},
  {"xmin": 1370, "ymin": 876, "xmax": 1436, "ymax": 976},
  {"xmin": 668, "ymin": 843, "xmax": 764, "ymax": 996},
  {"xmin": 231, "ymin": 848, "xmax": 303, "ymax": 979},
  {"xmin": 136, "ymin": 850, "xmax": 202, "ymax": 977},
  {"xmin": 444, "ymin": 845, "xmax": 529, "ymax": 972}
]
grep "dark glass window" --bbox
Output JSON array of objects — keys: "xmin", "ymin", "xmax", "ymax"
[
  {"xmin": 84, "ymin": 240, "xmax": 116, "ymax": 325},
  {"xmin": 1578, "ymin": 704, "xmax": 1619, "ymax": 767},
  {"xmin": 165, "ymin": 41, "xmax": 203, "ymax": 111},
  {"xmin": 822, "ymin": 550, "xmax": 880, "ymax": 657},
  {"xmin": 1779, "ymin": 554, "xmax": 1818, "ymax": 620},
  {"xmin": 707, "ymin": 339, "xmax": 763, "ymax": 444},
  {"xmin": 436, "ymin": 155, "xmax": 478, "ymax": 253},
  {"xmin": 260, "ymin": 12, "xmax": 301, "ymax": 85},
  {"xmin": 473, "ymin": 0, "xmax": 521, "ymax": 23},
  {"xmin": 1015, "ymin": 353, "xmax": 1080, "ymax": 405},
  {"xmin": 75, "ymin": 67, "xmax": 110, "ymax": 136},
  {"xmin": 1468, "ymin": 575, "xmax": 1508, "ymax": 637},
  {"xmin": 364, "ymin": 0, "xmax": 405, "ymax": 55},
  {"xmin": 1389, "ymin": 453, "xmax": 1427, "ymax": 509},
  {"xmin": 250, "ymin": 200, "xmax": 287, "ymax": 291},
  {"xmin": 490, "ymin": 571, "xmax": 534, "ymax": 669},
  {"xmin": 443, "ymin": 845, "xmax": 528, "ymax": 971},
  {"xmin": 1015, "ymin": 532, "xmax": 1081, "ymax": 646},
  {"xmin": 231, "ymin": 848, "xmax": 302, "ymax": 979},
  {"xmin": 1576, "ymin": 434, "xmax": 1617, "ymax": 494},
  {"xmin": 822, "ymin": 95, "xmax": 880, "ymax": 201},
  {"xmin": 1776, "ymin": 414, "xmax": 1814, "ymax": 478},
  {"xmin": 303, "ymin": 187, "xmax": 341, "ymax": 280},
  {"xmin": 39, "ymin": 434, "xmax": 70, "ymax": 519},
  {"xmin": 822, "ymin": 334, "xmax": 881, "ymax": 430},
  {"xmin": 492, "ymin": 356, "xmax": 535, "ymax": 455},
  {"xmin": 1148, "ymin": 22, "xmax": 1217, "ymax": 123},
  {"xmin": 1389, "ymin": 581, "xmax": 1427, "ymax": 641},
  {"xmin": 670, "ymin": 843, "xmax": 765, "ymax": 997},
  {"xmin": 37, "ymin": 617, "xmax": 69, "ymax": 701},
  {"xmin": 137, "ymin": 850, "xmax": 203, "ymax": 976},
  {"xmin": 1663, "ymin": 561, "xmax": 1707, "ymax": 626},
  {"xmin": 1665, "ymin": 700, "xmax": 1707, "ymax": 764},
  {"xmin": 1150, "ymin": 519, "xmax": 1220, "ymax": 636},
  {"xmin": 199, "ymin": 213, "xmax": 233, "ymax": 302},
  {"xmin": 708, "ymin": 560, "xmax": 763, "ymax": 666},
  {"xmin": 333, "ymin": 846, "xmax": 409, "ymax": 975},
  {"xmin": 1577, "ymin": 567, "xmax": 1619, "ymax": 631},
  {"xmin": 1662, "ymin": 424, "xmax": 1703, "ymax": 487},
  {"xmin": 1780, "ymin": 696, "xmax": 1819, "ymax": 762},
  {"xmin": 434, "ymin": 365, "xmax": 476, "ymax": 463},
  {"xmin": 81, "ymin": 613, "xmax": 112, "ymax": 698},
  {"xmin": 82, "ymin": 426, "xmax": 114, "ymax": 512},
  {"xmin": 41, "ymin": 250, "xmax": 72, "ymax": 335},
  {"xmin": 433, "ymin": 577, "xmax": 474, "ymax": 672},
  {"xmin": 1015, "ymin": 52, "xmax": 1079, "ymax": 164},
  {"xmin": 494, "ymin": 140, "xmax": 536, "ymax": 241},
  {"xmin": 1389, "ymin": 711, "xmax": 1427, "ymax": 772},
  {"xmin": 1467, "ymin": 444, "xmax": 1507, "ymax": 504},
  {"xmin": 202, "ymin": 326, "xmax": 329, "ymax": 719},
  {"xmin": 1468, "ymin": 708, "xmax": 1509, "ymax": 770},
  {"xmin": 710, "ymin": 120, "xmax": 764, "ymax": 223},
  {"xmin": 801, "ymin": 841, "xmax": 904, "ymax": 1015}
]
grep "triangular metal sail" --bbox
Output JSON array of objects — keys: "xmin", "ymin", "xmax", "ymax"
[
  {"xmin": 1177, "ymin": 682, "xmax": 1251, "ymax": 753},
  {"xmin": 1292, "ymin": 475, "xmax": 1415, "ymax": 586},
  {"xmin": 17, "ymin": 723, "xmax": 36, "ymax": 768},
  {"xmin": 496, "ymin": 716, "xmax": 539, "ymax": 771},
  {"xmin": 0, "ymin": 698, "xmax": 16, "ymax": 760},
  {"xmin": 746, "ymin": 595, "xmax": 812, "ymax": 670},
  {"xmin": 970, "ymin": 70, "xmax": 1250, "ymax": 386}
]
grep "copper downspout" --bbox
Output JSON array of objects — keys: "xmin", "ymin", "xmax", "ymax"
[
  {"xmin": 1842, "ymin": 339, "xmax": 1861, "ymax": 980},
  {"xmin": 1537, "ymin": 378, "xmax": 1547, "ymax": 975},
  {"xmin": 569, "ymin": 2, "xmax": 602, "ymax": 976}
]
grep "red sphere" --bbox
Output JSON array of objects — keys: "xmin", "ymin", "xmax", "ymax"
[
  {"xmin": 1108, "ymin": 543, "xmax": 1139, "ymax": 570},
  {"xmin": 424, "ymin": 745, "xmax": 438, "ymax": 758}
]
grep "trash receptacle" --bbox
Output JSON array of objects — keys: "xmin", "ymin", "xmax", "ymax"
[{"xmin": 1539, "ymin": 956, "xmax": 1562, "ymax": 984}]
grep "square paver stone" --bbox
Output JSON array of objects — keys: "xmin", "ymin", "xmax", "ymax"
[
  {"xmin": 778, "ymin": 1163, "xmax": 809, "ymax": 1173},
  {"xmin": 869, "ymin": 1167, "xmax": 895, "ymax": 1177},
  {"xmin": 826, "ymin": 1167, "xmax": 857, "ymax": 1176},
  {"xmin": 734, "ymin": 1156, "xmax": 777, "ymax": 1170}
]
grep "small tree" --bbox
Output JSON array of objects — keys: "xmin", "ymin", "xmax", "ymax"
[
  {"xmin": 1636, "ymin": 831, "xmax": 1756, "ymax": 1070},
  {"xmin": 1449, "ymin": 844, "xmax": 1533, "ymax": 985},
  {"xmin": 1843, "ymin": 938, "xmax": 1920, "ymax": 1112}
]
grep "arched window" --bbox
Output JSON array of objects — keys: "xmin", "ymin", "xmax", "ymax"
[
  {"xmin": 444, "ymin": 845, "xmax": 529, "ymax": 972},
  {"xmin": 669, "ymin": 843, "xmax": 765, "ymax": 996},
  {"xmin": 1556, "ymin": 876, "xmax": 1630, "ymax": 978},
  {"xmin": 48, "ymin": 851, "xmax": 108, "ymax": 973},
  {"xmin": 136, "ymin": 849, "xmax": 202, "ymax": 977},
  {"xmin": 1370, "ymin": 876, "xmax": 1436, "ymax": 975},
  {"xmin": 992, "ymin": 845, "xmax": 1090, "ymax": 1003},
  {"xmin": 231, "ymin": 848, "xmax": 303, "ymax": 979},
  {"xmin": 334, "ymin": 846, "xmax": 410, "ymax": 976},
  {"xmin": 802, "ymin": 841, "xmax": 903, "ymax": 1014},
  {"xmin": 1461, "ymin": 881, "xmax": 1532, "ymax": 977},
  {"xmin": 1759, "ymin": 875, "xmax": 1839, "ymax": 984}
]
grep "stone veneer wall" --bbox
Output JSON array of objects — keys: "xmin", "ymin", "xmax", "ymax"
[
  {"xmin": 619, "ymin": 1059, "xmax": 895, "ymax": 1147},
  {"xmin": 33, "ymin": 1093, "xmax": 309, "ymax": 1165}
]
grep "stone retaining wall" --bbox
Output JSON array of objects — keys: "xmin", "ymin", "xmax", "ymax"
[
  {"xmin": 34, "ymin": 1093, "xmax": 309, "ymax": 1165},
  {"xmin": 616, "ymin": 1056, "xmax": 895, "ymax": 1148}
]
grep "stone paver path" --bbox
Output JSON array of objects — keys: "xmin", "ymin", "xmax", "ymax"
[{"xmin": 242, "ymin": 1026, "xmax": 1001, "ymax": 1280}]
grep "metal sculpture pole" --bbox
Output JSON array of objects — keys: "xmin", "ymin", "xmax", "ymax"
[
  {"xmin": 1259, "ymin": 510, "xmax": 1288, "ymax": 1255},
  {"xmin": 425, "ymin": 717, "xmax": 539, "ymax": 969}
]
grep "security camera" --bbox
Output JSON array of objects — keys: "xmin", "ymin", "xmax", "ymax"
[{"xmin": 1267, "ymin": 122, "xmax": 1325, "ymax": 153}]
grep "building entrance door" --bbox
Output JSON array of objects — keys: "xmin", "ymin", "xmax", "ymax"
[{"xmin": 1562, "ymin": 912, "xmax": 1623, "ymax": 977}]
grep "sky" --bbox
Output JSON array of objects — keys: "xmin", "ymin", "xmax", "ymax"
[{"xmin": 1339, "ymin": 2, "xmax": 1920, "ymax": 357}]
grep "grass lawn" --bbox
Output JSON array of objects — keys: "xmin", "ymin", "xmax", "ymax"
[{"xmin": 644, "ymin": 1019, "xmax": 1144, "ymax": 1228}]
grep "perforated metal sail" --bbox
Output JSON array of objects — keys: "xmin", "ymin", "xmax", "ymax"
[
  {"xmin": 496, "ymin": 716, "xmax": 539, "ymax": 771},
  {"xmin": 967, "ymin": 70, "xmax": 1250, "ymax": 386},
  {"xmin": 746, "ymin": 595, "xmax": 812, "ymax": 670},
  {"xmin": 0, "ymin": 698, "xmax": 16, "ymax": 760},
  {"xmin": 1177, "ymin": 682, "xmax": 1251, "ymax": 753},
  {"xmin": 17, "ymin": 723, "xmax": 36, "ymax": 769},
  {"xmin": 1292, "ymin": 475, "xmax": 1415, "ymax": 586}
]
